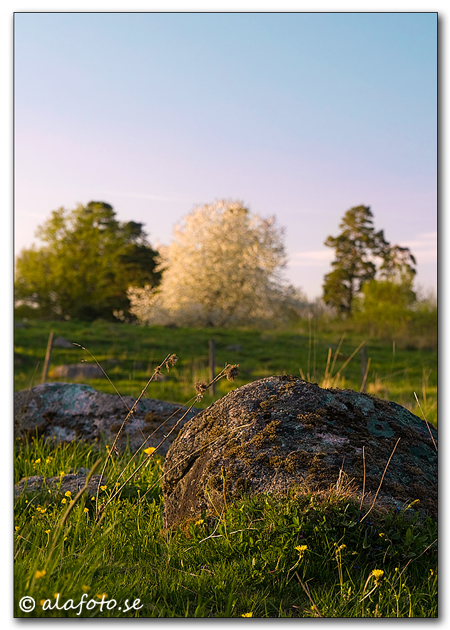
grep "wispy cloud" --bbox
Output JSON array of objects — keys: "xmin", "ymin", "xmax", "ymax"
[
  {"xmin": 102, "ymin": 190, "xmax": 190, "ymax": 203},
  {"xmin": 288, "ymin": 249, "xmax": 334, "ymax": 267},
  {"xmin": 399, "ymin": 232, "xmax": 437, "ymax": 264}
]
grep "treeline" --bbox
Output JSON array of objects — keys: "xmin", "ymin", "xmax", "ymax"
[{"xmin": 14, "ymin": 199, "xmax": 436, "ymax": 344}]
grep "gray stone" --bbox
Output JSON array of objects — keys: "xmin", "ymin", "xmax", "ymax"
[
  {"xmin": 14, "ymin": 382, "xmax": 200, "ymax": 455},
  {"xmin": 14, "ymin": 468, "xmax": 103, "ymax": 498},
  {"xmin": 52, "ymin": 336, "xmax": 75, "ymax": 349},
  {"xmin": 50, "ymin": 363, "xmax": 104, "ymax": 379},
  {"xmin": 162, "ymin": 376, "xmax": 437, "ymax": 528}
]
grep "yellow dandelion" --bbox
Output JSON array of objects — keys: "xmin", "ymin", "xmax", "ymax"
[
  {"xmin": 338, "ymin": 544, "xmax": 346, "ymax": 550},
  {"xmin": 100, "ymin": 485, "xmax": 107, "ymax": 491},
  {"xmin": 295, "ymin": 544, "xmax": 308, "ymax": 553},
  {"xmin": 371, "ymin": 569, "xmax": 384, "ymax": 581},
  {"xmin": 96, "ymin": 593, "xmax": 108, "ymax": 600},
  {"xmin": 241, "ymin": 612, "xmax": 253, "ymax": 617},
  {"xmin": 195, "ymin": 519, "xmax": 204, "ymax": 525},
  {"xmin": 83, "ymin": 507, "xmax": 89, "ymax": 514},
  {"xmin": 91, "ymin": 496, "xmax": 95, "ymax": 501},
  {"xmin": 34, "ymin": 569, "xmax": 46, "ymax": 579},
  {"xmin": 15, "ymin": 526, "xmax": 20, "ymax": 531},
  {"xmin": 65, "ymin": 490, "xmax": 72, "ymax": 498},
  {"xmin": 61, "ymin": 498, "xmax": 67, "ymax": 504},
  {"xmin": 59, "ymin": 471, "xmax": 66, "ymax": 477},
  {"xmin": 45, "ymin": 529, "xmax": 51, "ymax": 534},
  {"xmin": 379, "ymin": 532, "xmax": 385, "ymax": 538},
  {"xmin": 34, "ymin": 458, "xmax": 41, "ymax": 464},
  {"xmin": 144, "ymin": 447, "xmax": 156, "ymax": 456},
  {"xmin": 82, "ymin": 585, "xmax": 91, "ymax": 593}
]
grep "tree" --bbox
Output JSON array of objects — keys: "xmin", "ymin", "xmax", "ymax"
[
  {"xmin": 322, "ymin": 205, "xmax": 416, "ymax": 317},
  {"xmin": 127, "ymin": 199, "xmax": 299, "ymax": 327},
  {"xmin": 14, "ymin": 201, "xmax": 160, "ymax": 320},
  {"xmin": 353, "ymin": 278, "xmax": 417, "ymax": 338}
]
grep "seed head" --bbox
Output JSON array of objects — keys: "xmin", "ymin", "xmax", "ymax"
[
  {"xmin": 225, "ymin": 364, "xmax": 239, "ymax": 381},
  {"xmin": 165, "ymin": 354, "xmax": 178, "ymax": 370},
  {"xmin": 195, "ymin": 381, "xmax": 209, "ymax": 399}
]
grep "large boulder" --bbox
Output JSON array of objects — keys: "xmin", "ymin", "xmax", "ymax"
[
  {"xmin": 14, "ymin": 382, "xmax": 200, "ymax": 455},
  {"xmin": 162, "ymin": 376, "xmax": 437, "ymax": 528}
]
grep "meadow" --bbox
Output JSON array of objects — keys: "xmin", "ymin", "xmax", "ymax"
[
  {"xmin": 14, "ymin": 318, "xmax": 437, "ymax": 423},
  {"xmin": 14, "ymin": 319, "xmax": 438, "ymax": 617}
]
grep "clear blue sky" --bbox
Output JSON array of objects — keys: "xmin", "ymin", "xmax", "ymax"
[{"xmin": 14, "ymin": 11, "xmax": 437, "ymax": 300}]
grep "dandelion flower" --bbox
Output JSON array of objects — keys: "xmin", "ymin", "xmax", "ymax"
[
  {"xmin": 45, "ymin": 529, "xmax": 51, "ymax": 534},
  {"xmin": 61, "ymin": 498, "xmax": 67, "ymax": 504},
  {"xmin": 144, "ymin": 447, "xmax": 156, "ymax": 456},
  {"xmin": 34, "ymin": 458, "xmax": 41, "ymax": 464},
  {"xmin": 96, "ymin": 593, "xmax": 108, "ymax": 600},
  {"xmin": 82, "ymin": 585, "xmax": 91, "ymax": 593},
  {"xmin": 295, "ymin": 545, "xmax": 308, "ymax": 553},
  {"xmin": 371, "ymin": 569, "xmax": 384, "ymax": 581},
  {"xmin": 65, "ymin": 491, "xmax": 72, "ymax": 498},
  {"xmin": 83, "ymin": 508, "xmax": 89, "ymax": 514},
  {"xmin": 100, "ymin": 485, "xmax": 107, "ymax": 491},
  {"xmin": 35, "ymin": 569, "xmax": 46, "ymax": 579},
  {"xmin": 241, "ymin": 612, "xmax": 253, "ymax": 617},
  {"xmin": 195, "ymin": 519, "xmax": 204, "ymax": 526}
]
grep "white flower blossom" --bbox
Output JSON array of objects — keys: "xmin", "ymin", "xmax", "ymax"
[{"xmin": 128, "ymin": 199, "xmax": 303, "ymax": 327}]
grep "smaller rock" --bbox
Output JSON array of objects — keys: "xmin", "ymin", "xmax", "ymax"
[
  {"xmin": 14, "ymin": 382, "xmax": 200, "ymax": 454},
  {"xmin": 52, "ymin": 337, "xmax": 75, "ymax": 349},
  {"xmin": 50, "ymin": 363, "xmax": 104, "ymax": 380},
  {"xmin": 14, "ymin": 468, "xmax": 104, "ymax": 498}
]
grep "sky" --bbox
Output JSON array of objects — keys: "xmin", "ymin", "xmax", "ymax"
[{"xmin": 13, "ymin": 9, "xmax": 437, "ymax": 300}]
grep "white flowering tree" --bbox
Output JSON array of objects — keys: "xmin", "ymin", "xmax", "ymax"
[{"xmin": 128, "ymin": 199, "xmax": 300, "ymax": 327}]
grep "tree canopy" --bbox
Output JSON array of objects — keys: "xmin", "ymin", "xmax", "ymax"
[
  {"xmin": 14, "ymin": 201, "xmax": 160, "ymax": 320},
  {"xmin": 322, "ymin": 205, "xmax": 416, "ymax": 317},
  {"xmin": 128, "ymin": 199, "xmax": 302, "ymax": 327}
]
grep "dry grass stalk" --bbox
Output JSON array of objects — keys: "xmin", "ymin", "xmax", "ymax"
[
  {"xmin": 413, "ymin": 392, "xmax": 437, "ymax": 452},
  {"xmin": 360, "ymin": 437, "xmax": 401, "ymax": 523},
  {"xmin": 295, "ymin": 573, "xmax": 322, "ymax": 617}
]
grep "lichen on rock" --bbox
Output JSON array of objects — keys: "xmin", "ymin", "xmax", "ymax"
[{"xmin": 162, "ymin": 375, "xmax": 437, "ymax": 529}]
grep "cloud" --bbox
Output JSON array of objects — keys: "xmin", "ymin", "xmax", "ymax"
[
  {"xmin": 288, "ymin": 249, "xmax": 334, "ymax": 267},
  {"xmin": 102, "ymin": 190, "xmax": 190, "ymax": 203},
  {"xmin": 399, "ymin": 232, "xmax": 437, "ymax": 264}
]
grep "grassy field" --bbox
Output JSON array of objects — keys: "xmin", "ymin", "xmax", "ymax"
[
  {"xmin": 14, "ymin": 319, "xmax": 438, "ymax": 617},
  {"xmin": 14, "ymin": 437, "xmax": 437, "ymax": 618},
  {"xmin": 14, "ymin": 319, "xmax": 437, "ymax": 424}
]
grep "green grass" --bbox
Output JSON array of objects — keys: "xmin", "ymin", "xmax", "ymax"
[
  {"xmin": 14, "ymin": 318, "xmax": 437, "ymax": 617},
  {"xmin": 14, "ymin": 319, "xmax": 437, "ymax": 424},
  {"xmin": 14, "ymin": 437, "xmax": 437, "ymax": 618}
]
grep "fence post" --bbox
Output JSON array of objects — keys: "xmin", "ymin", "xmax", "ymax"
[
  {"xmin": 41, "ymin": 330, "xmax": 54, "ymax": 384},
  {"xmin": 360, "ymin": 345, "xmax": 370, "ymax": 393},
  {"xmin": 209, "ymin": 338, "xmax": 216, "ymax": 395}
]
